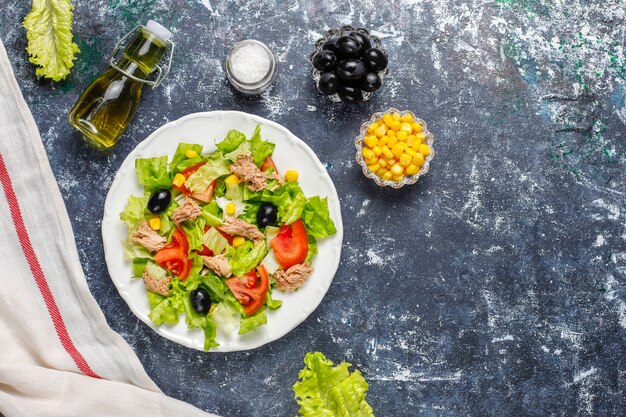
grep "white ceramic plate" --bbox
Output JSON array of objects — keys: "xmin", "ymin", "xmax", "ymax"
[{"xmin": 102, "ymin": 111, "xmax": 343, "ymax": 352}]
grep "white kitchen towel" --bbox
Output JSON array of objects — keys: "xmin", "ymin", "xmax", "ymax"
[{"xmin": 0, "ymin": 40, "xmax": 218, "ymax": 417}]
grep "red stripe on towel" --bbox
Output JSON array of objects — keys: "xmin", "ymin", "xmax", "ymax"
[{"xmin": 0, "ymin": 153, "xmax": 100, "ymax": 378}]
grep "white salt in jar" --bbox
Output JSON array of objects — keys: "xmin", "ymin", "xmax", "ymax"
[{"xmin": 225, "ymin": 40, "xmax": 277, "ymax": 94}]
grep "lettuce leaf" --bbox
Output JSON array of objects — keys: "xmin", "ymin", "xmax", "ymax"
[
  {"xmin": 122, "ymin": 241, "xmax": 151, "ymax": 260},
  {"xmin": 120, "ymin": 195, "xmax": 148, "ymax": 229},
  {"xmin": 23, "ymin": 0, "xmax": 79, "ymax": 81},
  {"xmin": 217, "ymin": 130, "xmax": 247, "ymax": 154},
  {"xmin": 224, "ymin": 139, "xmax": 252, "ymax": 162},
  {"xmin": 305, "ymin": 235, "xmax": 318, "ymax": 264},
  {"xmin": 250, "ymin": 125, "xmax": 275, "ymax": 166},
  {"xmin": 227, "ymin": 241, "xmax": 268, "ymax": 277},
  {"xmin": 184, "ymin": 154, "xmax": 230, "ymax": 194},
  {"xmin": 170, "ymin": 143, "xmax": 203, "ymax": 173},
  {"xmin": 201, "ymin": 202, "xmax": 224, "ymax": 227},
  {"xmin": 265, "ymin": 288, "xmax": 283, "ymax": 310},
  {"xmin": 202, "ymin": 227, "xmax": 229, "ymax": 254},
  {"xmin": 261, "ymin": 182, "xmax": 307, "ymax": 225},
  {"xmin": 301, "ymin": 196, "xmax": 337, "ymax": 239},
  {"xmin": 239, "ymin": 307, "xmax": 267, "ymax": 334},
  {"xmin": 181, "ymin": 217, "xmax": 206, "ymax": 252},
  {"xmin": 293, "ymin": 352, "xmax": 375, "ymax": 417},
  {"xmin": 135, "ymin": 156, "xmax": 171, "ymax": 190}
]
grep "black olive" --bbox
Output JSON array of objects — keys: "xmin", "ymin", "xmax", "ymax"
[
  {"xmin": 336, "ymin": 35, "xmax": 361, "ymax": 58},
  {"xmin": 363, "ymin": 48, "xmax": 388, "ymax": 71},
  {"xmin": 317, "ymin": 72, "xmax": 339, "ymax": 95},
  {"xmin": 358, "ymin": 72, "xmax": 382, "ymax": 92},
  {"xmin": 312, "ymin": 50, "xmax": 338, "ymax": 71},
  {"xmin": 337, "ymin": 84, "xmax": 364, "ymax": 104},
  {"xmin": 322, "ymin": 37, "xmax": 340, "ymax": 53},
  {"xmin": 337, "ymin": 59, "xmax": 367, "ymax": 81},
  {"xmin": 190, "ymin": 288, "xmax": 212, "ymax": 315},
  {"xmin": 257, "ymin": 203, "xmax": 278, "ymax": 227},
  {"xmin": 348, "ymin": 31, "xmax": 371, "ymax": 54},
  {"xmin": 147, "ymin": 189, "xmax": 172, "ymax": 214}
]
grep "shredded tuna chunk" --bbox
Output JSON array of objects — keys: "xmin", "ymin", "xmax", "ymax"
[
  {"xmin": 142, "ymin": 267, "xmax": 171, "ymax": 296},
  {"xmin": 230, "ymin": 154, "xmax": 267, "ymax": 192},
  {"xmin": 172, "ymin": 197, "xmax": 202, "ymax": 224},
  {"xmin": 274, "ymin": 262, "xmax": 313, "ymax": 291},
  {"xmin": 202, "ymin": 254, "xmax": 232, "ymax": 277},
  {"xmin": 269, "ymin": 171, "xmax": 285, "ymax": 186},
  {"xmin": 130, "ymin": 221, "xmax": 166, "ymax": 252},
  {"xmin": 219, "ymin": 218, "xmax": 264, "ymax": 243}
]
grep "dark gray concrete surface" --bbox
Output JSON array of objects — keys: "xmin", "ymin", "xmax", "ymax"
[{"xmin": 2, "ymin": 0, "xmax": 626, "ymax": 415}]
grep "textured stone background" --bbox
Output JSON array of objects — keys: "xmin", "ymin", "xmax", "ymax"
[{"xmin": 2, "ymin": 0, "xmax": 626, "ymax": 416}]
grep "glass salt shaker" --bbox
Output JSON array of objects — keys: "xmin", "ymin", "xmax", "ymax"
[{"xmin": 225, "ymin": 40, "xmax": 277, "ymax": 94}]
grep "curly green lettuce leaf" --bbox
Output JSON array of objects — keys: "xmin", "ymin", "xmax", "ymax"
[
  {"xmin": 184, "ymin": 154, "xmax": 230, "ymax": 194},
  {"xmin": 227, "ymin": 240, "xmax": 268, "ymax": 277},
  {"xmin": 218, "ymin": 130, "xmax": 248, "ymax": 155},
  {"xmin": 202, "ymin": 226, "xmax": 229, "ymax": 254},
  {"xmin": 239, "ymin": 306, "xmax": 267, "ymax": 334},
  {"xmin": 135, "ymin": 156, "xmax": 171, "ymax": 191},
  {"xmin": 293, "ymin": 352, "xmax": 375, "ymax": 417},
  {"xmin": 23, "ymin": 0, "xmax": 79, "ymax": 82},
  {"xmin": 302, "ymin": 196, "xmax": 337, "ymax": 239},
  {"xmin": 120, "ymin": 194, "xmax": 148, "ymax": 229},
  {"xmin": 170, "ymin": 143, "xmax": 204, "ymax": 173},
  {"xmin": 250, "ymin": 125, "xmax": 275, "ymax": 166}
]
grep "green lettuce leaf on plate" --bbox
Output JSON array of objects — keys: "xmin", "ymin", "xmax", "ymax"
[
  {"xmin": 301, "ymin": 196, "xmax": 337, "ymax": 238},
  {"xmin": 184, "ymin": 154, "xmax": 230, "ymax": 194},
  {"xmin": 239, "ymin": 307, "xmax": 267, "ymax": 334},
  {"xmin": 293, "ymin": 352, "xmax": 375, "ymax": 417},
  {"xmin": 135, "ymin": 156, "xmax": 171, "ymax": 191},
  {"xmin": 120, "ymin": 194, "xmax": 148, "ymax": 229},
  {"xmin": 250, "ymin": 125, "xmax": 275, "ymax": 166},
  {"xmin": 170, "ymin": 143, "xmax": 203, "ymax": 173},
  {"xmin": 23, "ymin": 0, "xmax": 79, "ymax": 81},
  {"xmin": 227, "ymin": 241, "xmax": 268, "ymax": 277},
  {"xmin": 218, "ymin": 130, "xmax": 248, "ymax": 155}
]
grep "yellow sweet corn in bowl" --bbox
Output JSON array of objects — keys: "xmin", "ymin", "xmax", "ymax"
[{"xmin": 355, "ymin": 108, "xmax": 435, "ymax": 188}]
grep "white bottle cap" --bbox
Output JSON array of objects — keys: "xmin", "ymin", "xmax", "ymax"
[{"xmin": 145, "ymin": 20, "xmax": 173, "ymax": 41}]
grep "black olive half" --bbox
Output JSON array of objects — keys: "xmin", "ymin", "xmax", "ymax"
[
  {"xmin": 317, "ymin": 72, "xmax": 339, "ymax": 95},
  {"xmin": 336, "ymin": 35, "xmax": 362, "ymax": 58},
  {"xmin": 358, "ymin": 72, "xmax": 382, "ymax": 92},
  {"xmin": 257, "ymin": 203, "xmax": 278, "ymax": 228},
  {"xmin": 363, "ymin": 48, "xmax": 388, "ymax": 72},
  {"xmin": 312, "ymin": 50, "xmax": 338, "ymax": 71},
  {"xmin": 337, "ymin": 84, "xmax": 364, "ymax": 104},
  {"xmin": 190, "ymin": 288, "xmax": 212, "ymax": 315},
  {"xmin": 147, "ymin": 189, "xmax": 172, "ymax": 214},
  {"xmin": 337, "ymin": 59, "xmax": 367, "ymax": 81}
]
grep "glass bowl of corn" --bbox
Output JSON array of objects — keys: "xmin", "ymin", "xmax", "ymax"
[{"xmin": 355, "ymin": 108, "xmax": 435, "ymax": 188}]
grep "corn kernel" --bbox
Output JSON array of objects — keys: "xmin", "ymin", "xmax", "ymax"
[
  {"xmin": 362, "ymin": 148, "xmax": 375, "ymax": 160},
  {"xmin": 364, "ymin": 135, "xmax": 378, "ymax": 148},
  {"xmin": 285, "ymin": 170, "xmax": 299, "ymax": 182},
  {"xmin": 396, "ymin": 131, "xmax": 408, "ymax": 141},
  {"xmin": 382, "ymin": 171, "xmax": 393, "ymax": 181},
  {"xmin": 378, "ymin": 159, "xmax": 388, "ymax": 168},
  {"xmin": 407, "ymin": 135, "xmax": 417, "ymax": 147},
  {"xmin": 391, "ymin": 144, "xmax": 404, "ymax": 158},
  {"xmin": 400, "ymin": 113, "xmax": 414, "ymax": 123},
  {"xmin": 392, "ymin": 174, "xmax": 405, "ymax": 182},
  {"xmin": 387, "ymin": 135, "xmax": 398, "ymax": 148},
  {"xmin": 406, "ymin": 164, "xmax": 420, "ymax": 175},
  {"xmin": 390, "ymin": 163, "xmax": 404, "ymax": 176},
  {"xmin": 382, "ymin": 146, "xmax": 394, "ymax": 160},
  {"xmin": 367, "ymin": 163, "xmax": 381, "ymax": 173},
  {"xmin": 375, "ymin": 124, "xmax": 388, "ymax": 137},
  {"xmin": 399, "ymin": 154, "xmax": 412, "ymax": 167},
  {"xmin": 376, "ymin": 167, "xmax": 388, "ymax": 177},
  {"xmin": 391, "ymin": 112, "xmax": 401, "ymax": 121},
  {"xmin": 412, "ymin": 122, "xmax": 423, "ymax": 133},
  {"xmin": 398, "ymin": 141, "xmax": 408, "ymax": 150},
  {"xmin": 372, "ymin": 146, "xmax": 383, "ymax": 156},
  {"xmin": 412, "ymin": 153, "xmax": 425, "ymax": 167},
  {"xmin": 391, "ymin": 121, "xmax": 402, "ymax": 131},
  {"xmin": 415, "ymin": 132, "xmax": 427, "ymax": 143},
  {"xmin": 185, "ymin": 149, "xmax": 197, "ymax": 158},
  {"xmin": 367, "ymin": 122, "xmax": 379, "ymax": 133},
  {"xmin": 173, "ymin": 173, "xmax": 186, "ymax": 187},
  {"xmin": 386, "ymin": 129, "xmax": 396, "ymax": 137},
  {"xmin": 378, "ymin": 135, "xmax": 388, "ymax": 147},
  {"xmin": 226, "ymin": 202, "xmax": 237, "ymax": 215},
  {"xmin": 148, "ymin": 217, "xmax": 161, "ymax": 231},
  {"xmin": 400, "ymin": 122, "xmax": 412, "ymax": 133},
  {"xmin": 233, "ymin": 236, "xmax": 246, "ymax": 247},
  {"xmin": 418, "ymin": 144, "xmax": 431, "ymax": 156},
  {"xmin": 225, "ymin": 174, "xmax": 240, "ymax": 186},
  {"xmin": 383, "ymin": 114, "xmax": 395, "ymax": 128},
  {"xmin": 406, "ymin": 148, "xmax": 418, "ymax": 158}
]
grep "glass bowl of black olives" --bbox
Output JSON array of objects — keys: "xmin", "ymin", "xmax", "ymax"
[{"xmin": 310, "ymin": 26, "xmax": 388, "ymax": 104}]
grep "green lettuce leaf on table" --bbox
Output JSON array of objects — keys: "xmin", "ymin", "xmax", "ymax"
[
  {"xmin": 23, "ymin": 0, "xmax": 79, "ymax": 81},
  {"xmin": 293, "ymin": 352, "xmax": 375, "ymax": 417}
]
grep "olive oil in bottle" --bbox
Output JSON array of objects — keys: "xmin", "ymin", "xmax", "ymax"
[{"xmin": 68, "ymin": 21, "xmax": 173, "ymax": 149}]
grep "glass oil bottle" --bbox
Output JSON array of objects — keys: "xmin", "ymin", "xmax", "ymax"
[{"xmin": 68, "ymin": 21, "xmax": 174, "ymax": 149}]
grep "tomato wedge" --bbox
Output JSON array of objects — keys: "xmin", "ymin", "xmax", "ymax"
[
  {"xmin": 270, "ymin": 219, "xmax": 308, "ymax": 269},
  {"xmin": 225, "ymin": 265, "xmax": 269, "ymax": 316},
  {"xmin": 154, "ymin": 227, "xmax": 192, "ymax": 280},
  {"xmin": 260, "ymin": 156, "xmax": 278, "ymax": 173}
]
